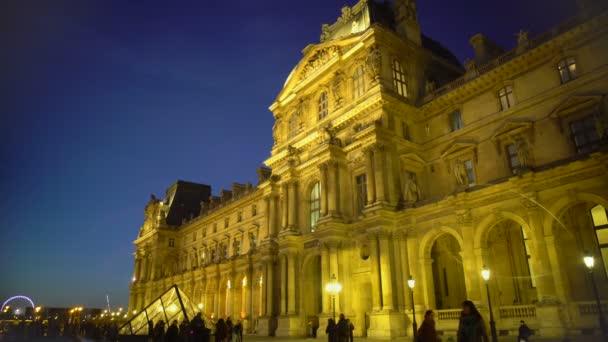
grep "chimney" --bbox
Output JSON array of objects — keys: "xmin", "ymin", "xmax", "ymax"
[
  {"xmin": 469, "ymin": 34, "xmax": 504, "ymax": 64},
  {"xmin": 394, "ymin": 0, "xmax": 421, "ymax": 45}
]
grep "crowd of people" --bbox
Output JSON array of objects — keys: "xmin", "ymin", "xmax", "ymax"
[
  {"xmin": 148, "ymin": 313, "xmax": 243, "ymax": 342},
  {"xmin": 412, "ymin": 300, "xmax": 533, "ymax": 342}
]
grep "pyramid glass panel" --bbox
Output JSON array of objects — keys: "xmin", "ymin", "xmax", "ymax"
[{"xmin": 119, "ymin": 285, "xmax": 198, "ymax": 336}]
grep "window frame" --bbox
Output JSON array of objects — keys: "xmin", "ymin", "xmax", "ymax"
[
  {"xmin": 557, "ymin": 57, "xmax": 577, "ymax": 84},
  {"xmin": 505, "ymin": 143, "xmax": 521, "ymax": 174},
  {"xmin": 318, "ymin": 91, "xmax": 328, "ymax": 121},
  {"xmin": 464, "ymin": 159, "xmax": 475, "ymax": 187},
  {"xmin": 590, "ymin": 205, "xmax": 608, "ymax": 278},
  {"xmin": 288, "ymin": 114, "xmax": 298, "ymax": 139},
  {"xmin": 450, "ymin": 110, "xmax": 463, "ymax": 132},
  {"xmin": 310, "ymin": 182, "xmax": 321, "ymax": 232},
  {"xmin": 392, "ymin": 59, "xmax": 408, "ymax": 97},
  {"xmin": 353, "ymin": 65, "xmax": 366, "ymax": 99},
  {"xmin": 498, "ymin": 85, "xmax": 515, "ymax": 111},
  {"xmin": 355, "ymin": 174, "xmax": 368, "ymax": 214},
  {"xmin": 569, "ymin": 114, "xmax": 602, "ymax": 154}
]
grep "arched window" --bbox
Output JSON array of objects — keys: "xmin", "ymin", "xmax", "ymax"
[
  {"xmin": 392, "ymin": 59, "xmax": 407, "ymax": 97},
  {"xmin": 289, "ymin": 114, "xmax": 298, "ymax": 138},
  {"xmin": 318, "ymin": 91, "xmax": 328, "ymax": 120},
  {"xmin": 353, "ymin": 66, "xmax": 365, "ymax": 99},
  {"xmin": 310, "ymin": 182, "xmax": 321, "ymax": 232}
]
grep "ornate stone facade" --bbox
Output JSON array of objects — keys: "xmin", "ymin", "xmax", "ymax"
[{"xmin": 129, "ymin": 0, "xmax": 608, "ymax": 339}]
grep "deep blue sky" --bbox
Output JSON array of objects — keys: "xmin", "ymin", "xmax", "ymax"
[{"xmin": 0, "ymin": 0, "xmax": 575, "ymax": 309}]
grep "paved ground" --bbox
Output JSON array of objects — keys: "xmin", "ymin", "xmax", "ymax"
[{"xmin": 242, "ymin": 335, "xmax": 606, "ymax": 342}]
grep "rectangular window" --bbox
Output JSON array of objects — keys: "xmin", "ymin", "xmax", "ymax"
[
  {"xmin": 252, "ymin": 204, "xmax": 257, "ymax": 216},
  {"xmin": 213, "ymin": 223, "xmax": 218, "ymax": 233},
  {"xmin": 234, "ymin": 240, "xmax": 241, "ymax": 256},
  {"xmin": 202, "ymin": 227, "xmax": 207, "ymax": 238},
  {"xmin": 570, "ymin": 115, "xmax": 602, "ymax": 154},
  {"xmin": 169, "ymin": 238, "xmax": 175, "ymax": 248},
  {"xmin": 521, "ymin": 228, "xmax": 537, "ymax": 288},
  {"xmin": 310, "ymin": 183, "xmax": 321, "ymax": 232},
  {"xmin": 192, "ymin": 232, "xmax": 197, "ymax": 242},
  {"xmin": 355, "ymin": 174, "xmax": 368, "ymax": 214},
  {"xmin": 499, "ymin": 86, "xmax": 515, "ymax": 111},
  {"xmin": 558, "ymin": 57, "xmax": 577, "ymax": 84},
  {"xmin": 392, "ymin": 60, "xmax": 408, "ymax": 97},
  {"xmin": 450, "ymin": 110, "xmax": 463, "ymax": 132},
  {"xmin": 464, "ymin": 160, "xmax": 475, "ymax": 186},
  {"xmin": 224, "ymin": 217, "xmax": 229, "ymax": 228},
  {"xmin": 506, "ymin": 143, "xmax": 520, "ymax": 174},
  {"xmin": 353, "ymin": 66, "xmax": 366, "ymax": 99},
  {"xmin": 237, "ymin": 211, "xmax": 242, "ymax": 222}
]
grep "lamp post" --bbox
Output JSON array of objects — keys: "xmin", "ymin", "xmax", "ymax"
[
  {"xmin": 482, "ymin": 265, "xmax": 498, "ymax": 342},
  {"xmin": 583, "ymin": 252, "xmax": 608, "ymax": 337},
  {"xmin": 407, "ymin": 276, "xmax": 417, "ymax": 341},
  {"xmin": 325, "ymin": 274, "xmax": 342, "ymax": 321}
]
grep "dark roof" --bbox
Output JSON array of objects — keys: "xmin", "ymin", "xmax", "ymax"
[{"xmin": 421, "ymin": 34, "xmax": 463, "ymax": 70}]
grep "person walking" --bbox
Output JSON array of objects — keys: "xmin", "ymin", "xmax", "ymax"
[
  {"xmin": 215, "ymin": 319, "xmax": 228, "ymax": 342},
  {"xmin": 336, "ymin": 314, "xmax": 350, "ymax": 342},
  {"xmin": 153, "ymin": 320, "xmax": 166, "ymax": 342},
  {"xmin": 326, "ymin": 318, "xmax": 337, "ymax": 342},
  {"xmin": 234, "ymin": 321, "xmax": 243, "ymax": 342},
  {"xmin": 457, "ymin": 300, "xmax": 489, "ymax": 342},
  {"xmin": 166, "ymin": 320, "xmax": 179, "ymax": 342},
  {"xmin": 518, "ymin": 320, "xmax": 532, "ymax": 342},
  {"xmin": 226, "ymin": 317, "xmax": 233, "ymax": 342},
  {"xmin": 148, "ymin": 320, "xmax": 155, "ymax": 342},
  {"xmin": 417, "ymin": 310, "xmax": 439, "ymax": 342},
  {"xmin": 347, "ymin": 319, "xmax": 354, "ymax": 342}
]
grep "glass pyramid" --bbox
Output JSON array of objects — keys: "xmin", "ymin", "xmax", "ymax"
[{"xmin": 119, "ymin": 285, "xmax": 199, "ymax": 335}]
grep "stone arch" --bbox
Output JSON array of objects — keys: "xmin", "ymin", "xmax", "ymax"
[
  {"xmin": 543, "ymin": 191, "xmax": 608, "ymax": 236},
  {"xmin": 475, "ymin": 210, "xmax": 532, "ymax": 249},
  {"xmin": 419, "ymin": 225, "xmax": 464, "ymax": 260}
]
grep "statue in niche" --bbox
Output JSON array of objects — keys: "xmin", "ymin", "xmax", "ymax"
[
  {"xmin": 403, "ymin": 172, "xmax": 421, "ymax": 203},
  {"xmin": 332, "ymin": 72, "xmax": 345, "ymax": 107},
  {"xmin": 514, "ymin": 136, "xmax": 531, "ymax": 167},
  {"xmin": 320, "ymin": 24, "xmax": 330, "ymax": 42},
  {"xmin": 453, "ymin": 160, "xmax": 467, "ymax": 186},
  {"xmin": 366, "ymin": 46, "xmax": 382, "ymax": 84}
]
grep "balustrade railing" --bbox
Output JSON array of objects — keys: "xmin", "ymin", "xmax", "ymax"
[
  {"xmin": 577, "ymin": 301, "xmax": 608, "ymax": 316},
  {"xmin": 436, "ymin": 309, "xmax": 462, "ymax": 321},
  {"xmin": 498, "ymin": 305, "xmax": 537, "ymax": 319}
]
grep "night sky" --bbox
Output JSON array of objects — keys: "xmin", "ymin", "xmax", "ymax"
[{"xmin": 1, "ymin": 0, "xmax": 575, "ymax": 309}]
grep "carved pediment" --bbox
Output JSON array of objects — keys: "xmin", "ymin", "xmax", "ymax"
[
  {"xmin": 440, "ymin": 141, "xmax": 477, "ymax": 160},
  {"xmin": 491, "ymin": 120, "xmax": 533, "ymax": 142},
  {"xmin": 549, "ymin": 93, "xmax": 604, "ymax": 118},
  {"xmin": 399, "ymin": 152, "xmax": 426, "ymax": 171},
  {"xmin": 299, "ymin": 46, "xmax": 341, "ymax": 82}
]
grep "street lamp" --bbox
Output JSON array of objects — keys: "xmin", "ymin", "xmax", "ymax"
[
  {"xmin": 198, "ymin": 303, "xmax": 203, "ymax": 311},
  {"xmin": 481, "ymin": 265, "xmax": 498, "ymax": 342},
  {"xmin": 325, "ymin": 273, "xmax": 342, "ymax": 320},
  {"xmin": 407, "ymin": 275, "xmax": 417, "ymax": 341},
  {"xmin": 583, "ymin": 251, "xmax": 608, "ymax": 337}
]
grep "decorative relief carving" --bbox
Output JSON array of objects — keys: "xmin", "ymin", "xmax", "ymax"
[
  {"xmin": 457, "ymin": 209, "xmax": 473, "ymax": 226},
  {"xmin": 320, "ymin": 24, "xmax": 331, "ymax": 43},
  {"xmin": 300, "ymin": 46, "xmax": 340, "ymax": 81},
  {"xmin": 403, "ymin": 172, "xmax": 420, "ymax": 203},
  {"xmin": 337, "ymin": 6, "xmax": 353, "ymax": 23},
  {"xmin": 365, "ymin": 45, "xmax": 382, "ymax": 85},
  {"xmin": 331, "ymin": 72, "xmax": 345, "ymax": 108}
]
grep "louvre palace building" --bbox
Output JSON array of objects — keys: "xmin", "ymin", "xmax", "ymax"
[{"xmin": 127, "ymin": 0, "xmax": 608, "ymax": 339}]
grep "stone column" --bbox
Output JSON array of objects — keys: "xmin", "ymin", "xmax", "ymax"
[
  {"xmin": 141, "ymin": 256, "xmax": 149, "ymax": 281},
  {"xmin": 328, "ymin": 242, "xmax": 341, "ymax": 312},
  {"xmin": 280, "ymin": 256, "xmax": 287, "ymax": 315},
  {"xmin": 379, "ymin": 233, "xmax": 395, "ymax": 311},
  {"xmin": 374, "ymin": 145, "xmax": 386, "ymax": 203},
  {"xmin": 287, "ymin": 253, "xmax": 297, "ymax": 314},
  {"xmin": 246, "ymin": 267, "xmax": 253, "ymax": 319},
  {"xmin": 461, "ymin": 213, "xmax": 482, "ymax": 302},
  {"xmin": 319, "ymin": 163, "xmax": 328, "ymax": 216},
  {"xmin": 281, "ymin": 184, "xmax": 288, "ymax": 230},
  {"xmin": 392, "ymin": 237, "xmax": 405, "ymax": 311},
  {"xmin": 407, "ymin": 237, "xmax": 424, "ymax": 305},
  {"xmin": 268, "ymin": 195, "xmax": 278, "ymax": 238},
  {"xmin": 385, "ymin": 148, "xmax": 399, "ymax": 206},
  {"xmin": 399, "ymin": 235, "xmax": 411, "ymax": 309},
  {"xmin": 474, "ymin": 248, "xmax": 489, "ymax": 305},
  {"xmin": 328, "ymin": 162, "xmax": 338, "ymax": 216},
  {"xmin": 134, "ymin": 257, "xmax": 142, "ymax": 281},
  {"xmin": 287, "ymin": 182, "xmax": 297, "ymax": 230},
  {"xmin": 527, "ymin": 207, "xmax": 558, "ymax": 301},
  {"xmin": 544, "ymin": 235, "xmax": 568, "ymax": 303},
  {"xmin": 369, "ymin": 235, "xmax": 383, "ymax": 311},
  {"xmin": 266, "ymin": 259, "xmax": 275, "ymax": 317},
  {"xmin": 264, "ymin": 197, "xmax": 271, "ymax": 238},
  {"xmin": 420, "ymin": 258, "xmax": 435, "ymax": 309},
  {"xmin": 365, "ymin": 148, "xmax": 376, "ymax": 204},
  {"xmin": 321, "ymin": 245, "xmax": 331, "ymax": 313}
]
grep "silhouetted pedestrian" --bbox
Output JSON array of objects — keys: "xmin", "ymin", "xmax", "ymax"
[
  {"xmin": 326, "ymin": 318, "xmax": 337, "ymax": 342},
  {"xmin": 518, "ymin": 320, "xmax": 532, "ymax": 342},
  {"xmin": 417, "ymin": 310, "xmax": 439, "ymax": 342},
  {"xmin": 457, "ymin": 300, "xmax": 489, "ymax": 342},
  {"xmin": 166, "ymin": 320, "xmax": 179, "ymax": 342}
]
